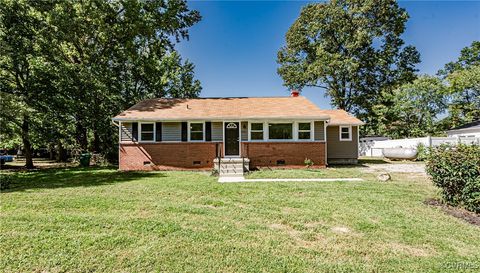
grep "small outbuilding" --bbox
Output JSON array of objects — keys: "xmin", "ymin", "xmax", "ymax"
[{"xmin": 446, "ymin": 120, "xmax": 480, "ymax": 138}]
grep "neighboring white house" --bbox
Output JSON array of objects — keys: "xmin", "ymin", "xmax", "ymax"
[{"xmin": 446, "ymin": 120, "xmax": 480, "ymax": 138}]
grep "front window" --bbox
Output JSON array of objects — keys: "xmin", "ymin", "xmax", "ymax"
[
  {"xmin": 140, "ymin": 123, "xmax": 154, "ymax": 141},
  {"xmin": 298, "ymin": 122, "xmax": 311, "ymax": 140},
  {"xmin": 269, "ymin": 123, "xmax": 292, "ymax": 140},
  {"xmin": 190, "ymin": 122, "xmax": 204, "ymax": 141},
  {"xmin": 339, "ymin": 126, "xmax": 352, "ymax": 141},
  {"xmin": 250, "ymin": 123, "xmax": 264, "ymax": 140}
]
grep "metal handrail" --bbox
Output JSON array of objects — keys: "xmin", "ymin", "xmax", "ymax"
[{"xmin": 216, "ymin": 143, "xmax": 222, "ymax": 173}]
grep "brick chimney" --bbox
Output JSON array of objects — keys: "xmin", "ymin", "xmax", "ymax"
[{"xmin": 290, "ymin": 89, "xmax": 300, "ymax": 97}]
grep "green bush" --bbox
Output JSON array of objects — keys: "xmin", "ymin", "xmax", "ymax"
[
  {"xmin": 304, "ymin": 158, "xmax": 314, "ymax": 168},
  {"xmin": 425, "ymin": 144, "xmax": 480, "ymax": 213},
  {"xmin": 416, "ymin": 143, "xmax": 428, "ymax": 161}
]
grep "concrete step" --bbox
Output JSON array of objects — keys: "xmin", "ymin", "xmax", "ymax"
[
  {"xmin": 219, "ymin": 172, "xmax": 244, "ymax": 178},
  {"xmin": 214, "ymin": 158, "xmax": 250, "ymax": 163},
  {"xmin": 219, "ymin": 164, "xmax": 243, "ymax": 169},
  {"xmin": 214, "ymin": 158, "xmax": 248, "ymax": 178},
  {"xmin": 220, "ymin": 169, "xmax": 243, "ymax": 174}
]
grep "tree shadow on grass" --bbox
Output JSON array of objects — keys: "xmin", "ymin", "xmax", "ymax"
[
  {"xmin": 1, "ymin": 166, "xmax": 162, "ymax": 193},
  {"xmin": 358, "ymin": 158, "xmax": 390, "ymax": 165},
  {"xmin": 327, "ymin": 163, "xmax": 370, "ymax": 169}
]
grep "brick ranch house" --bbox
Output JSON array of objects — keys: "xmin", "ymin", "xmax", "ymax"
[{"xmin": 112, "ymin": 93, "xmax": 364, "ymax": 171}]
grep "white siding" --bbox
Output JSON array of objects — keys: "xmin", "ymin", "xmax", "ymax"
[
  {"xmin": 212, "ymin": 122, "xmax": 223, "ymax": 141},
  {"xmin": 162, "ymin": 122, "xmax": 181, "ymax": 141},
  {"xmin": 121, "ymin": 122, "xmax": 133, "ymax": 142},
  {"xmin": 314, "ymin": 121, "xmax": 325, "ymax": 141}
]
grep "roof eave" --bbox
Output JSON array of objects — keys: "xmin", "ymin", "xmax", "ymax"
[
  {"xmin": 328, "ymin": 121, "xmax": 365, "ymax": 126},
  {"xmin": 112, "ymin": 115, "xmax": 331, "ymax": 122}
]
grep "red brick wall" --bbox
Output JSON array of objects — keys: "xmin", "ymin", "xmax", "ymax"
[
  {"xmin": 242, "ymin": 142, "xmax": 326, "ymax": 168},
  {"xmin": 120, "ymin": 141, "xmax": 326, "ymax": 171},
  {"xmin": 119, "ymin": 142, "xmax": 220, "ymax": 171}
]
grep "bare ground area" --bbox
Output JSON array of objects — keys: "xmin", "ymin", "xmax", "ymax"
[
  {"xmin": 359, "ymin": 158, "xmax": 426, "ymax": 174},
  {"xmin": 364, "ymin": 163, "xmax": 426, "ymax": 174},
  {"xmin": 424, "ymin": 198, "xmax": 480, "ymax": 227}
]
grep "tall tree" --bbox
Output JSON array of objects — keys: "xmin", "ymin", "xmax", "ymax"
[
  {"xmin": 438, "ymin": 41, "xmax": 480, "ymax": 127},
  {"xmin": 277, "ymin": 0, "xmax": 420, "ymax": 134},
  {"xmin": 0, "ymin": 0, "xmax": 57, "ymax": 168},
  {"xmin": 1, "ymin": 0, "xmax": 202, "ymax": 166},
  {"xmin": 374, "ymin": 76, "xmax": 447, "ymax": 138},
  {"xmin": 47, "ymin": 0, "xmax": 202, "ymax": 155}
]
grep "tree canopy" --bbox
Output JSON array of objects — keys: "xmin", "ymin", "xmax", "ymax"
[
  {"xmin": 374, "ymin": 76, "xmax": 447, "ymax": 138},
  {"xmin": 278, "ymin": 1, "xmax": 479, "ymax": 139},
  {"xmin": 440, "ymin": 41, "xmax": 480, "ymax": 127},
  {"xmin": 0, "ymin": 0, "xmax": 201, "ymax": 168},
  {"xmin": 277, "ymin": 0, "xmax": 420, "ymax": 127}
]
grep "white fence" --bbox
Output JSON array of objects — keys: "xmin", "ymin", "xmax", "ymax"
[{"xmin": 359, "ymin": 136, "xmax": 480, "ymax": 157}]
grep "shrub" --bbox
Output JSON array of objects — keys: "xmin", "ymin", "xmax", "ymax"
[
  {"xmin": 425, "ymin": 144, "xmax": 480, "ymax": 213},
  {"xmin": 210, "ymin": 168, "xmax": 219, "ymax": 177},
  {"xmin": 304, "ymin": 158, "xmax": 314, "ymax": 168},
  {"xmin": 416, "ymin": 143, "xmax": 429, "ymax": 161},
  {"xmin": 91, "ymin": 153, "xmax": 109, "ymax": 166}
]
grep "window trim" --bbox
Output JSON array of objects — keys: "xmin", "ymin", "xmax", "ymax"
[
  {"xmin": 339, "ymin": 125, "xmax": 352, "ymax": 141},
  {"xmin": 248, "ymin": 122, "xmax": 266, "ymax": 141},
  {"xmin": 297, "ymin": 121, "xmax": 314, "ymax": 141},
  {"xmin": 139, "ymin": 122, "xmax": 156, "ymax": 142},
  {"xmin": 188, "ymin": 121, "xmax": 205, "ymax": 142}
]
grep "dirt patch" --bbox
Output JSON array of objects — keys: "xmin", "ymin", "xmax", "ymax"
[
  {"xmin": 388, "ymin": 242, "xmax": 432, "ymax": 257},
  {"xmin": 269, "ymin": 223, "xmax": 303, "ymax": 242},
  {"xmin": 331, "ymin": 226, "xmax": 351, "ymax": 234},
  {"xmin": 424, "ymin": 198, "xmax": 480, "ymax": 226},
  {"xmin": 268, "ymin": 223, "xmax": 325, "ymax": 248},
  {"xmin": 281, "ymin": 207, "xmax": 298, "ymax": 214}
]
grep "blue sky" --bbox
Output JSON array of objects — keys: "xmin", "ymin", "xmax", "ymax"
[{"xmin": 177, "ymin": 1, "xmax": 480, "ymax": 109}]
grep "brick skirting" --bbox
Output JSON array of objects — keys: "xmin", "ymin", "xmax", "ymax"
[
  {"xmin": 242, "ymin": 142, "xmax": 326, "ymax": 168},
  {"xmin": 119, "ymin": 142, "xmax": 220, "ymax": 171},
  {"xmin": 119, "ymin": 141, "xmax": 326, "ymax": 171}
]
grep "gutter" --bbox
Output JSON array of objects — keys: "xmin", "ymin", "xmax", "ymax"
[{"xmin": 112, "ymin": 116, "xmax": 332, "ymax": 122}]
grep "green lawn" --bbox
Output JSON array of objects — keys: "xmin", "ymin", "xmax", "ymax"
[{"xmin": 1, "ymin": 166, "xmax": 479, "ymax": 272}]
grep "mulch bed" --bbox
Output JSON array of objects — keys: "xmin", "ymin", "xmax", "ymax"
[{"xmin": 424, "ymin": 198, "xmax": 480, "ymax": 227}]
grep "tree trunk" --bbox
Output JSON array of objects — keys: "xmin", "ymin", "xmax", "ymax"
[
  {"xmin": 57, "ymin": 141, "xmax": 68, "ymax": 162},
  {"xmin": 76, "ymin": 121, "xmax": 88, "ymax": 151},
  {"xmin": 22, "ymin": 115, "xmax": 34, "ymax": 169},
  {"xmin": 49, "ymin": 143, "xmax": 55, "ymax": 160},
  {"xmin": 93, "ymin": 130, "xmax": 100, "ymax": 153}
]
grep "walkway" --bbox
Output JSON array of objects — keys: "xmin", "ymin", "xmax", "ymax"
[{"xmin": 218, "ymin": 177, "xmax": 364, "ymax": 183}]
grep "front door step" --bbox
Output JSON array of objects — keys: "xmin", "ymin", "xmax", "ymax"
[{"xmin": 214, "ymin": 158, "xmax": 250, "ymax": 177}]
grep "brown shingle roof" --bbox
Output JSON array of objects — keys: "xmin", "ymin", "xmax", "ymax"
[
  {"xmin": 317, "ymin": 109, "xmax": 364, "ymax": 125},
  {"xmin": 113, "ymin": 96, "xmax": 364, "ymax": 125}
]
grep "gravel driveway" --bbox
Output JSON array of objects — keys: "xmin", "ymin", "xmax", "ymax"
[{"xmin": 364, "ymin": 163, "xmax": 426, "ymax": 174}]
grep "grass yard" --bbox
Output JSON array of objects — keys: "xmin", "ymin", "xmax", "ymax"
[{"xmin": 1, "ymin": 166, "xmax": 479, "ymax": 272}]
